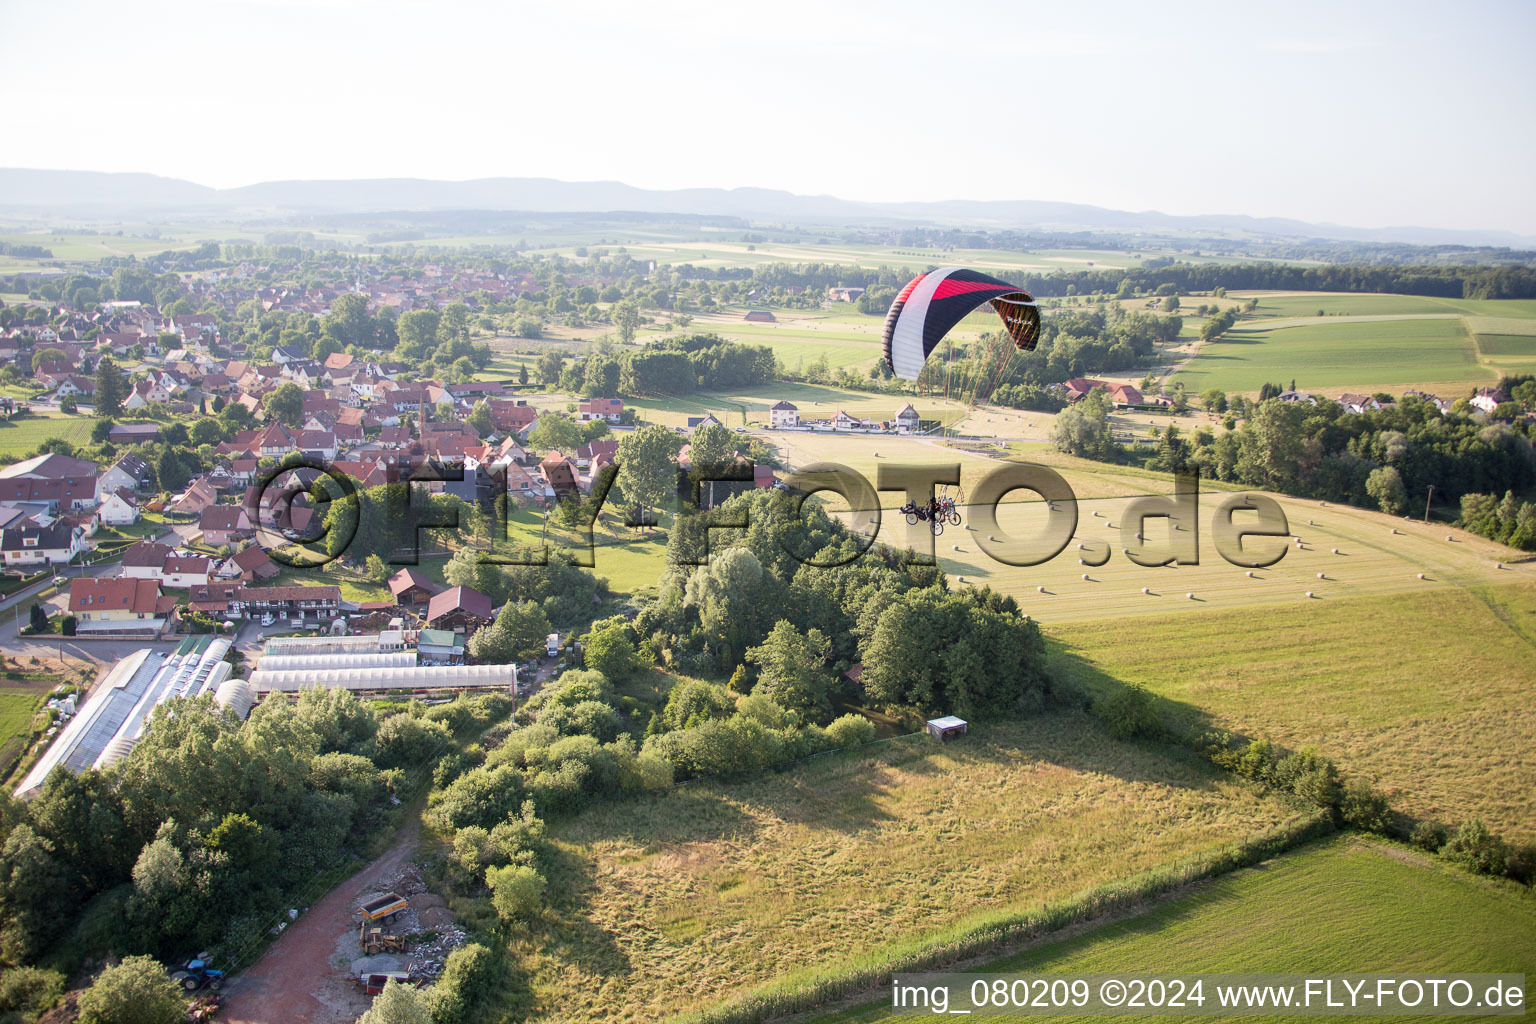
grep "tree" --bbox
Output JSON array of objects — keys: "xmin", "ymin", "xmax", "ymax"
[
  {"xmin": 1365, "ymin": 465, "xmax": 1408, "ymax": 515},
  {"xmin": 746, "ymin": 620, "xmax": 833, "ymax": 721},
  {"xmin": 322, "ymin": 293, "xmax": 374, "ymax": 349},
  {"xmin": 154, "ymin": 447, "xmax": 189, "ymax": 492},
  {"xmin": 611, "ymin": 300, "xmax": 640, "ymax": 344},
  {"xmin": 59, "ymin": 395, "xmax": 77, "ymax": 414},
  {"xmin": 94, "ymin": 357, "xmax": 127, "ymax": 418},
  {"xmin": 27, "ymin": 603, "xmax": 46, "ymax": 634},
  {"xmin": 1050, "ymin": 405, "xmax": 1111, "ymax": 459},
  {"xmin": 583, "ymin": 617, "xmax": 639, "ymax": 682},
  {"xmin": 357, "ymin": 979, "xmax": 431, "ymax": 1024},
  {"xmin": 190, "ymin": 417, "xmax": 224, "ymax": 446},
  {"xmin": 518, "ymin": 364, "xmax": 529, "ymax": 386},
  {"xmin": 91, "ymin": 418, "xmax": 114, "ymax": 444},
  {"xmin": 467, "ymin": 601, "xmax": 551, "ymax": 664},
  {"xmin": 1162, "ymin": 294, "xmax": 1180, "ymax": 313},
  {"xmin": 1199, "ymin": 388, "xmax": 1228, "ymax": 414},
  {"xmin": 77, "ymin": 955, "xmax": 184, "ymax": 1024},
  {"xmin": 615, "ymin": 424, "xmax": 683, "ymax": 525},
  {"xmin": 262, "ymin": 383, "xmax": 304, "ymax": 428},
  {"xmin": 528, "ymin": 414, "xmax": 582, "ymax": 454},
  {"xmin": 466, "ymin": 400, "xmax": 494, "ymax": 439},
  {"xmin": 536, "ymin": 351, "xmax": 564, "ymax": 384}
]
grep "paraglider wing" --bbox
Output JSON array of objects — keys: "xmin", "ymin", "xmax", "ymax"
[{"xmin": 881, "ymin": 267, "xmax": 1040, "ymax": 381}]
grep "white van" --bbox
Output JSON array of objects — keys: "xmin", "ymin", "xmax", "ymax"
[{"xmin": 546, "ymin": 633, "xmax": 560, "ymax": 657}]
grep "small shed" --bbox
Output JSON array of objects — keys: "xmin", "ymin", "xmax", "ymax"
[{"xmin": 926, "ymin": 715, "xmax": 968, "ymax": 741}]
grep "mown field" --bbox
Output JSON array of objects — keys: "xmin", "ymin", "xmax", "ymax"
[
  {"xmin": 1169, "ymin": 317, "xmax": 1490, "ymax": 395},
  {"xmin": 0, "ymin": 690, "xmax": 45, "ymax": 782},
  {"xmin": 1047, "ymin": 582, "xmax": 1536, "ymax": 841},
  {"xmin": 522, "ymin": 713, "xmax": 1305, "ymax": 1024},
  {"xmin": 0, "ymin": 413, "xmax": 95, "ymax": 459},
  {"xmin": 812, "ymin": 836, "xmax": 1536, "ymax": 1023}
]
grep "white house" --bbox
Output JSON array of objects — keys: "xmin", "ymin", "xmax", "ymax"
[
  {"xmin": 769, "ymin": 401, "xmax": 799, "ymax": 428},
  {"xmin": 1470, "ymin": 387, "xmax": 1510, "ymax": 414},
  {"xmin": 893, "ymin": 403, "xmax": 921, "ymax": 433},
  {"xmin": 158, "ymin": 554, "xmax": 212, "ymax": 589},
  {"xmin": 0, "ymin": 522, "xmax": 86, "ymax": 567},
  {"xmin": 832, "ymin": 409, "xmax": 868, "ymax": 431},
  {"xmin": 97, "ymin": 454, "xmax": 151, "ymax": 500},
  {"xmin": 97, "ymin": 489, "xmax": 141, "ymax": 526}
]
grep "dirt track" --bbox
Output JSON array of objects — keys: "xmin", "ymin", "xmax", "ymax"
[{"xmin": 220, "ymin": 816, "xmax": 421, "ymax": 1024}]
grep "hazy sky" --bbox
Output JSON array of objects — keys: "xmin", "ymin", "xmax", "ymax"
[{"xmin": 3, "ymin": 0, "xmax": 1533, "ymax": 233}]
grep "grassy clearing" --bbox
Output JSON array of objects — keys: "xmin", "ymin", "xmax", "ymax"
[
  {"xmin": 0, "ymin": 691, "xmax": 44, "ymax": 782},
  {"xmin": 1047, "ymin": 581, "xmax": 1536, "ymax": 840},
  {"xmin": 620, "ymin": 383, "xmax": 968, "ymax": 430},
  {"xmin": 1235, "ymin": 292, "xmax": 1536, "ymax": 320},
  {"xmin": 521, "ymin": 713, "xmax": 1305, "ymax": 1023},
  {"xmin": 1170, "ymin": 317, "xmax": 1490, "ymax": 394},
  {"xmin": 0, "ymin": 413, "xmax": 95, "ymax": 460},
  {"xmin": 810, "ymin": 836, "xmax": 1536, "ymax": 1023}
]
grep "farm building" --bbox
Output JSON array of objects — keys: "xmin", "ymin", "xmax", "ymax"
[
  {"xmin": 14, "ymin": 636, "xmax": 237, "ymax": 799},
  {"xmin": 248, "ymin": 662, "xmax": 516, "ymax": 693},
  {"xmin": 262, "ymin": 632, "xmax": 406, "ymax": 655},
  {"xmin": 925, "ymin": 715, "xmax": 968, "ymax": 741}
]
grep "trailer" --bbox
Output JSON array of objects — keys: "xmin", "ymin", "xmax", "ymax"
[
  {"xmin": 546, "ymin": 632, "xmax": 560, "ymax": 657},
  {"xmin": 361, "ymin": 971, "xmax": 412, "ymax": 996},
  {"xmin": 359, "ymin": 892, "xmax": 408, "ymax": 924}
]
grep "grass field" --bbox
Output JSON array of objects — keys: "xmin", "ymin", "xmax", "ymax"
[
  {"xmin": 613, "ymin": 383, "xmax": 972, "ymax": 431},
  {"xmin": 0, "ymin": 413, "xmax": 95, "ymax": 460},
  {"xmin": 1169, "ymin": 318, "xmax": 1490, "ymax": 395},
  {"xmin": 811, "ymin": 836, "xmax": 1536, "ymax": 1023},
  {"xmin": 1047, "ymin": 582, "xmax": 1536, "ymax": 841},
  {"xmin": 0, "ymin": 690, "xmax": 44, "ymax": 782},
  {"xmin": 524, "ymin": 713, "xmax": 1305, "ymax": 1023},
  {"xmin": 1234, "ymin": 292, "xmax": 1536, "ymax": 320}
]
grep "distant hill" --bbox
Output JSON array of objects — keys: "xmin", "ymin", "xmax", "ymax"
[{"xmin": 2, "ymin": 167, "xmax": 1531, "ymax": 248}]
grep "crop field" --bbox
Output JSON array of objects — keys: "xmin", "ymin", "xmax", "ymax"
[
  {"xmin": 1169, "ymin": 317, "xmax": 1492, "ymax": 395},
  {"xmin": 0, "ymin": 231, "xmax": 195, "ymax": 262},
  {"xmin": 523, "ymin": 712, "xmax": 1305, "ymax": 1023},
  {"xmin": 1233, "ymin": 292, "xmax": 1536, "ymax": 320},
  {"xmin": 812, "ymin": 836, "xmax": 1536, "ymax": 1023},
  {"xmin": 0, "ymin": 413, "xmax": 95, "ymax": 459},
  {"xmin": 1047, "ymin": 581, "xmax": 1536, "ymax": 840},
  {"xmin": 580, "ymin": 240, "xmax": 1198, "ymax": 274}
]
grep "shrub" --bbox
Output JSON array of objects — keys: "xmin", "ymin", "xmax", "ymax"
[
  {"xmin": 424, "ymin": 943, "xmax": 500, "ymax": 1024},
  {"xmin": 1339, "ymin": 779, "xmax": 1392, "ymax": 833},
  {"xmin": 1442, "ymin": 819, "xmax": 1507, "ymax": 876},
  {"xmin": 1093, "ymin": 684, "xmax": 1160, "ymax": 740},
  {"xmin": 77, "ymin": 955, "xmax": 184, "ymax": 1024},
  {"xmin": 487, "ymin": 864, "xmax": 546, "ymax": 925},
  {"xmin": 1503, "ymin": 842, "xmax": 1536, "ymax": 885},
  {"xmin": 1410, "ymin": 821, "xmax": 1448, "ymax": 852},
  {"xmin": 0, "ymin": 966, "xmax": 64, "ymax": 1019},
  {"xmin": 824, "ymin": 714, "xmax": 876, "ymax": 749}
]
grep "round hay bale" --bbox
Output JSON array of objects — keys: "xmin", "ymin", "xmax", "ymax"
[
  {"xmin": 1093, "ymin": 510, "xmax": 1101, "ymax": 517},
  {"xmin": 952, "ymin": 544, "xmax": 961, "ymax": 551},
  {"xmin": 1186, "ymin": 592, "xmax": 1195, "ymax": 600},
  {"xmin": 1246, "ymin": 570, "xmax": 1255, "ymax": 578},
  {"xmin": 1332, "ymin": 547, "xmax": 1340, "ymax": 555},
  {"xmin": 1446, "ymin": 535, "xmax": 1454, "ymax": 542},
  {"xmin": 1082, "ymin": 573, "xmax": 1091, "ymax": 581},
  {"xmin": 1496, "ymin": 562, "xmax": 1504, "ymax": 570},
  {"xmin": 1317, "ymin": 572, "xmax": 1326, "ymax": 579},
  {"xmin": 1305, "ymin": 591, "xmax": 1315, "ymax": 598},
  {"xmin": 1417, "ymin": 572, "xmax": 1426, "ymax": 580},
  {"xmin": 1141, "ymin": 587, "xmax": 1151, "ymax": 595},
  {"xmin": 1037, "ymin": 585, "xmax": 1046, "ymax": 593},
  {"xmin": 1308, "ymin": 519, "xmax": 1314, "ymax": 526},
  {"xmin": 1391, "ymin": 528, "xmax": 1399, "ymax": 535}
]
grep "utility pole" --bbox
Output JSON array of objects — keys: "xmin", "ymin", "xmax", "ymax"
[{"xmin": 1424, "ymin": 484, "xmax": 1435, "ymax": 524}]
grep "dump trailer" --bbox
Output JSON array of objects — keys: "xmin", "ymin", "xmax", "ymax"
[
  {"xmin": 362, "ymin": 971, "xmax": 412, "ymax": 996},
  {"xmin": 360, "ymin": 922, "xmax": 408, "ymax": 956},
  {"xmin": 359, "ymin": 892, "xmax": 408, "ymax": 924}
]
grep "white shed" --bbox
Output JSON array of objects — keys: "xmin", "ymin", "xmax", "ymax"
[{"xmin": 925, "ymin": 716, "xmax": 969, "ymax": 741}]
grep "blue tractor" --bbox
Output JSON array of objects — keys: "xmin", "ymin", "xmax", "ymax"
[{"xmin": 170, "ymin": 954, "xmax": 225, "ymax": 992}]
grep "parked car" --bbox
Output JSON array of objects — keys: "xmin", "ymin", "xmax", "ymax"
[{"xmin": 260, "ymin": 614, "xmax": 275, "ymax": 627}]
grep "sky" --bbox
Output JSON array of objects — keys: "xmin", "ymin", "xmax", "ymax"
[{"xmin": 2, "ymin": 0, "xmax": 1534, "ymax": 234}]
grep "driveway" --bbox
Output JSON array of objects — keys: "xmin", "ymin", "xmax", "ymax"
[{"xmin": 220, "ymin": 814, "xmax": 423, "ymax": 1024}]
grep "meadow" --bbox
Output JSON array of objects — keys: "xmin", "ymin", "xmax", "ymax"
[
  {"xmin": 810, "ymin": 836, "xmax": 1536, "ymax": 1023},
  {"xmin": 0, "ymin": 689, "xmax": 45, "ymax": 783},
  {"xmin": 523, "ymin": 712, "xmax": 1306, "ymax": 1024},
  {"xmin": 1169, "ymin": 317, "xmax": 1490, "ymax": 395},
  {"xmin": 0, "ymin": 412, "xmax": 96, "ymax": 460},
  {"xmin": 1046, "ymin": 582, "xmax": 1536, "ymax": 841}
]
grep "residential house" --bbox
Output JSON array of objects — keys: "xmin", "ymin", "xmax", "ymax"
[
  {"xmin": 832, "ymin": 409, "xmax": 868, "ymax": 431},
  {"xmin": 169, "ymin": 477, "xmax": 219, "ymax": 516},
  {"xmin": 685, "ymin": 413, "xmax": 725, "ymax": 432},
  {"xmin": 225, "ymin": 544, "xmax": 279, "ymax": 582},
  {"xmin": 1470, "ymin": 386, "xmax": 1510, "ymax": 414},
  {"xmin": 769, "ymin": 401, "xmax": 799, "ymax": 428},
  {"xmin": 0, "ymin": 521, "xmax": 86, "ymax": 567},
  {"xmin": 97, "ymin": 489, "xmax": 140, "ymax": 526},
  {"xmin": 579, "ymin": 398, "xmax": 624, "ymax": 423},
  {"xmin": 893, "ymin": 403, "xmax": 921, "ymax": 433},
  {"xmin": 230, "ymin": 584, "xmax": 341, "ymax": 622},
  {"xmin": 1276, "ymin": 390, "xmax": 1318, "ymax": 405},
  {"xmin": 68, "ymin": 577, "xmax": 172, "ymax": 633},
  {"xmin": 1336, "ymin": 393, "xmax": 1381, "ymax": 414},
  {"xmin": 159, "ymin": 554, "xmax": 212, "ymax": 589},
  {"xmin": 0, "ymin": 475, "xmax": 98, "ymax": 513},
  {"xmin": 121, "ymin": 540, "xmax": 175, "ymax": 579},
  {"xmin": 540, "ymin": 451, "xmax": 578, "ymax": 499},
  {"xmin": 199, "ymin": 505, "xmax": 255, "ymax": 545},
  {"xmin": 96, "ymin": 453, "xmax": 152, "ymax": 499}
]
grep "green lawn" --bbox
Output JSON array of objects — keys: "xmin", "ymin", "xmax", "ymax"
[
  {"xmin": 0, "ymin": 413, "xmax": 95, "ymax": 460},
  {"xmin": 520, "ymin": 713, "xmax": 1304, "ymax": 1023},
  {"xmin": 1238, "ymin": 293, "xmax": 1536, "ymax": 319},
  {"xmin": 1047, "ymin": 582, "xmax": 1536, "ymax": 841},
  {"xmin": 0, "ymin": 690, "xmax": 44, "ymax": 783},
  {"xmin": 810, "ymin": 836, "xmax": 1536, "ymax": 1023},
  {"xmin": 1170, "ymin": 317, "xmax": 1490, "ymax": 394}
]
